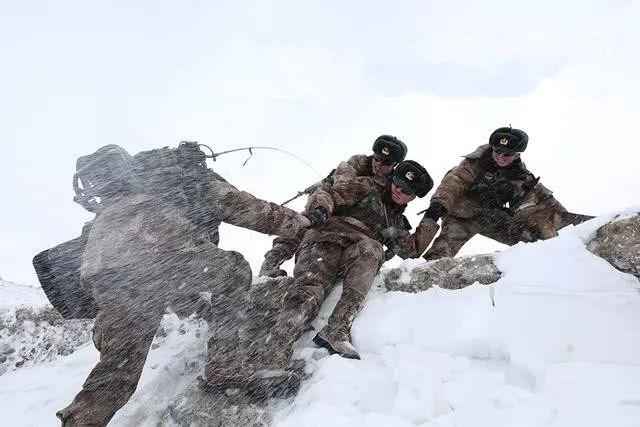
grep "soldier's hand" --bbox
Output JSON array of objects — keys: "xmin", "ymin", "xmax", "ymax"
[
  {"xmin": 380, "ymin": 226, "xmax": 408, "ymax": 241},
  {"xmin": 494, "ymin": 180, "xmax": 515, "ymax": 205},
  {"xmin": 307, "ymin": 207, "xmax": 329, "ymax": 227},
  {"xmin": 384, "ymin": 247, "xmax": 397, "ymax": 261},
  {"xmin": 298, "ymin": 215, "xmax": 312, "ymax": 229},
  {"xmin": 422, "ymin": 200, "xmax": 447, "ymax": 222}
]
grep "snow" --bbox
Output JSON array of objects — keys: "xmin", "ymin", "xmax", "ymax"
[
  {"xmin": 0, "ymin": 314, "xmax": 208, "ymax": 427},
  {"xmin": 1, "ymin": 213, "xmax": 640, "ymax": 426},
  {"xmin": 0, "ymin": 280, "xmax": 46, "ymax": 309},
  {"xmin": 275, "ymin": 215, "xmax": 640, "ymax": 427}
]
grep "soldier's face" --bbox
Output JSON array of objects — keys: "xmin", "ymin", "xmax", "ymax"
[
  {"xmin": 390, "ymin": 183, "xmax": 416, "ymax": 205},
  {"xmin": 492, "ymin": 150, "xmax": 519, "ymax": 167},
  {"xmin": 372, "ymin": 157, "xmax": 395, "ymax": 177}
]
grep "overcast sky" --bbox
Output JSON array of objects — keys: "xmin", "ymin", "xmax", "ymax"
[{"xmin": 1, "ymin": 0, "xmax": 639, "ymax": 285}]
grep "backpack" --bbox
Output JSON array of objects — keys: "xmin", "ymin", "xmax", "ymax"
[
  {"xmin": 73, "ymin": 144, "xmax": 135, "ymax": 212},
  {"xmin": 73, "ymin": 142, "xmax": 217, "ymax": 220},
  {"xmin": 35, "ymin": 143, "xmax": 219, "ymax": 320}
]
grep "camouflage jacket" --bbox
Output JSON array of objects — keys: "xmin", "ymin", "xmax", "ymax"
[
  {"xmin": 431, "ymin": 144, "xmax": 551, "ymax": 219},
  {"xmin": 303, "ymin": 154, "xmax": 374, "ymax": 200},
  {"xmin": 81, "ymin": 176, "xmax": 309, "ymax": 279},
  {"xmin": 306, "ymin": 175, "xmax": 438, "ymax": 259},
  {"xmin": 332, "ymin": 154, "xmax": 373, "ymax": 182}
]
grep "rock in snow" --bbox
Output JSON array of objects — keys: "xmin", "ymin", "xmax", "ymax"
[
  {"xmin": 383, "ymin": 254, "xmax": 501, "ymax": 293},
  {"xmin": 587, "ymin": 213, "xmax": 640, "ymax": 280}
]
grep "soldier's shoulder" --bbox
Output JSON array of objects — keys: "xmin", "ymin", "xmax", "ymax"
[
  {"xmin": 346, "ymin": 154, "xmax": 372, "ymax": 174},
  {"xmin": 347, "ymin": 153, "xmax": 370, "ymax": 163},
  {"xmin": 463, "ymin": 144, "xmax": 490, "ymax": 160}
]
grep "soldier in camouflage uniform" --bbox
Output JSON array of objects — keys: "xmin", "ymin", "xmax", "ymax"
[
  {"xmin": 252, "ymin": 160, "xmax": 438, "ymax": 390},
  {"xmin": 421, "ymin": 127, "xmax": 577, "ymax": 260},
  {"xmin": 258, "ymin": 135, "xmax": 408, "ymax": 278},
  {"xmin": 56, "ymin": 143, "xmax": 310, "ymax": 427}
]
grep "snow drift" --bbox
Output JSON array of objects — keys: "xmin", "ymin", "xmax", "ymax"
[{"xmin": 1, "ymin": 211, "xmax": 639, "ymax": 427}]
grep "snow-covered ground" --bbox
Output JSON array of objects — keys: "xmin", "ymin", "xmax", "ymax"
[
  {"xmin": 1, "ymin": 212, "xmax": 639, "ymax": 426},
  {"xmin": 275, "ymin": 213, "xmax": 640, "ymax": 427},
  {"xmin": 0, "ymin": 279, "xmax": 47, "ymax": 309}
]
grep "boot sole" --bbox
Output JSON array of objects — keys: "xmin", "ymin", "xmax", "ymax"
[{"xmin": 312, "ymin": 334, "xmax": 361, "ymax": 360}]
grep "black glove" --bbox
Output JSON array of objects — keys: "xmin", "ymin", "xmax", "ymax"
[
  {"xmin": 307, "ymin": 207, "xmax": 329, "ymax": 227},
  {"xmin": 422, "ymin": 200, "xmax": 447, "ymax": 222},
  {"xmin": 494, "ymin": 180, "xmax": 515, "ymax": 205},
  {"xmin": 380, "ymin": 226, "xmax": 407, "ymax": 242},
  {"xmin": 384, "ymin": 247, "xmax": 397, "ymax": 261}
]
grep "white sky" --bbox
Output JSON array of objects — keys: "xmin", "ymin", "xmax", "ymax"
[{"xmin": 1, "ymin": 0, "xmax": 639, "ymax": 285}]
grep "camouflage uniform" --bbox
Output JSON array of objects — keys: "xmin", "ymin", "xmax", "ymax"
[
  {"xmin": 57, "ymin": 149, "xmax": 309, "ymax": 426},
  {"xmin": 423, "ymin": 144, "xmax": 566, "ymax": 260},
  {"xmin": 259, "ymin": 154, "xmax": 374, "ymax": 277},
  {"xmin": 257, "ymin": 172, "xmax": 438, "ymax": 374}
]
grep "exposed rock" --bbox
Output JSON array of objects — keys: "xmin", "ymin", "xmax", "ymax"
[
  {"xmin": 587, "ymin": 214, "xmax": 640, "ymax": 280},
  {"xmin": 0, "ymin": 305, "xmax": 93, "ymax": 375},
  {"xmin": 383, "ymin": 254, "xmax": 501, "ymax": 293}
]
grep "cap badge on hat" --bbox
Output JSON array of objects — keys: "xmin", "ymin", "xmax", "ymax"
[
  {"xmin": 499, "ymin": 137, "xmax": 509, "ymax": 145},
  {"xmin": 405, "ymin": 171, "xmax": 415, "ymax": 181},
  {"xmin": 382, "ymin": 146, "xmax": 390, "ymax": 155}
]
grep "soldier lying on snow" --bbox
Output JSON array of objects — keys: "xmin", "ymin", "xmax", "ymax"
[
  {"xmin": 250, "ymin": 160, "xmax": 439, "ymax": 392},
  {"xmin": 421, "ymin": 127, "xmax": 593, "ymax": 260},
  {"xmin": 46, "ymin": 143, "xmax": 311, "ymax": 427},
  {"xmin": 259, "ymin": 134, "xmax": 408, "ymax": 278}
]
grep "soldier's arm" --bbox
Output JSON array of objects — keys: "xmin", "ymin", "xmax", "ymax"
[
  {"xmin": 209, "ymin": 180, "xmax": 309, "ymax": 238},
  {"xmin": 305, "ymin": 154, "xmax": 372, "ymax": 215},
  {"xmin": 333, "ymin": 154, "xmax": 371, "ymax": 181},
  {"xmin": 430, "ymin": 158, "xmax": 478, "ymax": 213},
  {"xmin": 394, "ymin": 217, "xmax": 440, "ymax": 259},
  {"xmin": 305, "ymin": 175, "xmax": 375, "ymax": 215}
]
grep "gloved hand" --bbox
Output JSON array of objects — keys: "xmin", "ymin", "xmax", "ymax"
[
  {"xmin": 422, "ymin": 200, "xmax": 447, "ymax": 222},
  {"xmin": 384, "ymin": 247, "xmax": 397, "ymax": 261},
  {"xmin": 307, "ymin": 207, "xmax": 329, "ymax": 227},
  {"xmin": 494, "ymin": 180, "xmax": 515, "ymax": 205},
  {"xmin": 380, "ymin": 226, "xmax": 408, "ymax": 242},
  {"xmin": 381, "ymin": 226, "xmax": 409, "ymax": 261}
]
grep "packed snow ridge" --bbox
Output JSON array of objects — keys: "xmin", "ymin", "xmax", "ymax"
[{"xmin": 1, "ymin": 210, "xmax": 639, "ymax": 427}]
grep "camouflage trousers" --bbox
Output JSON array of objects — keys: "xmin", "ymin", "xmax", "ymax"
[
  {"xmin": 263, "ymin": 228, "xmax": 384, "ymax": 369},
  {"xmin": 424, "ymin": 212, "xmax": 524, "ymax": 260},
  {"xmin": 57, "ymin": 245, "xmax": 251, "ymax": 426}
]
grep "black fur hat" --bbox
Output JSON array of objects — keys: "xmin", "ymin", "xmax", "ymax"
[
  {"xmin": 372, "ymin": 135, "xmax": 408, "ymax": 164},
  {"xmin": 392, "ymin": 160, "xmax": 433, "ymax": 198},
  {"xmin": 489, "ymin": 127, "xmax": 529, "ymax": 153}
]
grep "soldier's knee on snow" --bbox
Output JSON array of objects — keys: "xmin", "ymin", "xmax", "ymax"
[
  {"xmin": 284, "ymin": 284, "xmax": 323, "ymax": 311},
  {"xmin": 355, "ymin": 239, "xmax": 385, "ymax": 262}
]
